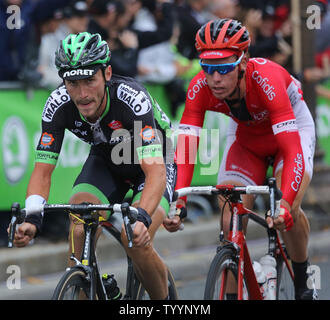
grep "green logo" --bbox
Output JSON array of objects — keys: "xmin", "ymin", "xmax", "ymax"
[{"xmin": 1, "ymin": 116, "xmax": 29, "ymax": 184}]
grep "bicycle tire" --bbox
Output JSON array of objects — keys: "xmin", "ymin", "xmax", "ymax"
[
  {"xmin": 133, "ymin": 268, "xmax": 179, "ymax": 300},
  {"xmin": 276, "ymin": 252, "xmax": 295, "ymax": 300},
  {"xmin": 52, "ymin": 267, "xmax": 93, "ymax": 300},
  {"xmin": 204, "ymin": 247, "xmax": 249, "ymax": 300}
]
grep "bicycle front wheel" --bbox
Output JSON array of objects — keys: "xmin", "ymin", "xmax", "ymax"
[
  {"xmin": 276, "ymin": 253, "xmax": 295, "ymax": 300},
  {"xmin": 133, "ymin": 268, "xmax": 179, "ymax": 300},
  {"xmin": 204, "ymin": 247, "xmax": 249, "ymax": 300},
  {"xmin": 52, "ymin": 267, "xmax": 92, "ymax": 300}
]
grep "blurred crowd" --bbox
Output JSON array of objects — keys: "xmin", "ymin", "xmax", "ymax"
[{"xmin": 1, "ymin": 0, "xmax": 330, "ymax": 115}]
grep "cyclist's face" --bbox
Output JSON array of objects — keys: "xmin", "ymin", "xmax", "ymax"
[
  {"xmin": 202, "ymin": 55, "xmax": 245, "ymax": 100},
  {"xmin": 65, "ymin": 67, "xmax": 112, "ymax": 122}
]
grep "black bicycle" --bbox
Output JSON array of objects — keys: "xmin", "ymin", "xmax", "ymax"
[{"xmin": 8, "ymin": 202, "xmax": 178, "ymax": 300}]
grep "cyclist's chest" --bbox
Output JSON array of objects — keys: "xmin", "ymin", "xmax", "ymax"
[
  {"xmin": 206, "ymin": 93, "xmax": 271, "ymax": 127},
  {"xmin": 66, "ymin": 108, "xmax": 132, "ymax": 146}
]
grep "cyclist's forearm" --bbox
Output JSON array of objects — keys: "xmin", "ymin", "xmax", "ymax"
[
  {"xmin": 139, "ymin": 161, "xmax": 166, "ymax": 216},
  {"xmin": 26, "ymin": 162, "xmax": 54, "ymax": 200}
]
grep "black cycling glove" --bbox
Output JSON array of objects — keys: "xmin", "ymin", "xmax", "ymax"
[{"xmin": 137, "ymin": 207, "xmax": 152, "ymax": 229}]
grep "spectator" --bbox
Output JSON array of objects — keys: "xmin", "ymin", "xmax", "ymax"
[
  {"xmin": 107, "ymin": 1, "xmax": 140, "ymax": 77},
  {"xmin": 133, "ymin": 4, "xmax": 189, "ymax": 117},
  {"xmin": 209, "ymin": 0, "xmax": 239, "ymax": 20},
  {"xmin": 18, "ymin": 0, "xmax": 67, "ymax": 86},
  {"xmin": 38, "ymin": 1, "xmax": 90, "ymax": 89},
  {"xmin": 175, "ymin": 0, "xmax": 212, "ymax": 59},
  {"xmin": 0, "ymin": 0, "xmax": 35, "ymax": 81},
  {"xmin": 88, "ymin": 0, "xmax": 117, "ymax": 41},
  {"xmin": 108, "ymin": 0, "xmax": 176, "ymax": 77}
]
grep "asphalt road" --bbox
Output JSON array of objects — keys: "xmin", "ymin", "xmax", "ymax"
[{"xmin": 0, "ymin": 236, "xmax": 329, "ymax": 300}]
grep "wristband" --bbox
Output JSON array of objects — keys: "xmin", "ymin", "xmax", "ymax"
[
  {"xmin": 24, "ymin": 195, "xmax": 46, "ymax": 235},
  {"xmin": 137, "ymin": 207, "xmax": 152, "ymax": 229}
]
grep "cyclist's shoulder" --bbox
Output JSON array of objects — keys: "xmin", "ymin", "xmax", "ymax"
[
  {"xmin": 108, "ymin": 73, "xmax": 153, "ymax": 118},
  {"xmin": 186, "ymin": 70, "xmax": 209, "ymax": 102},
  {"xmin": 41, "ymin": 84, "xmax": 74, "ymax": 123},
  {"xmin": 247, "ymin": 58, "xmax": 289, "ymax": 77}
]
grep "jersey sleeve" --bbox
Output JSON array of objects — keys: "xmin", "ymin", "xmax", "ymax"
[
  {"xmin": 252, "ymin": 61, "xmax": 305, "ymax": 206},
  {"xmin": 175, "ymin": 72, "xmax": 208, "ymax": 199},
  {"xmin": 35, "ymin": 88, "xmax": 68, "ymax": 165}
]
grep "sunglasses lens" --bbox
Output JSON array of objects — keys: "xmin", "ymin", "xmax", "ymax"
[
  {"xmin": 218, "ymin": 65, "xmax": 235, "ymax": 74},
  {"xmin": 200, "ymin": 63, "xmax": 236, "ymax": 75}
]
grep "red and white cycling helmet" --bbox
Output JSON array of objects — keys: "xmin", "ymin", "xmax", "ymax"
[{"xmin": 195, "ymin": 19, "xmax": 251, "ymax": 59}]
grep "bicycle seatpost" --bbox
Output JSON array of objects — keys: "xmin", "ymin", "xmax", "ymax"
[{"xmin": 268, "ymin": 178, "xmax": 282, "ymax": 218}]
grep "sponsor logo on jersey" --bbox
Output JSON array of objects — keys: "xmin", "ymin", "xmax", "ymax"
[
  {"xmin": 291, "ymin": 153, "xmax": 304, "ymax": 192},
  {"xmin": 250, "ymin": 110, "xmax": 269, "ymax": 121},
  {"xmin": 272, "ymin": 119, "xmax": 297, "ymax": 135},
  {"xmin": 187, "ymin": 78, "xmax": 208, "ymax": 100},
  {"xmin": 42, "ymin": 86, "xmax": 70, "ymax": 122},
  {"xmin": 108, "ymin": 120, "xmax": 123, "ymax": 130},
  {"xmin": 252, "ymin": 70, "xmax": 276, "ymax": 101},
  {"xmin": 40, "ymin": 132, "xmax": 55, "ymax": 148},
  {"xmin": 250, "ymin": 58, "xmax": 268, "ymax": 65},
  {"xmin": 178, "ymin": 124, "xmax": 202, "ymax": 137},
  {"xmin": 71, "ymin": 128, "xmax": 88, "ymax": 136},
  {"xmin": 287, "ymin": 80, "xmax": 303, "ymax": 107},
  {"xmin": 117, "ymin": 83, "xmax": 151, "ymax": 116},
  {"xmin": 140, "ymin": 125, "xmax": 155, "ymax": 142}
]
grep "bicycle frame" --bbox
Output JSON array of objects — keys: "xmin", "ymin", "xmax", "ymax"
[
  {"xmin": 8, "ymin": 202, "xmax": 138, "ymax": 300},
  {"xmin": 71, "ymin": 213, "xmax": 107, "ymax": 300},
  {"xmin": 222, "ymin": 197, "xmax": 294, "ymax": 300},
  {"xmin": 174, "ymin": 178, "xmax": 295, "ymax": 300}
]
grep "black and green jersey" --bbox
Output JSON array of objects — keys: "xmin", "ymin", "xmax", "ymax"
[{"xmin": 36, "ymin": 74, "xmax": 174, "ymax": 177}]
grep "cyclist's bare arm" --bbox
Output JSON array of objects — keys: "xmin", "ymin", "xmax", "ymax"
[
  {"xmin": 9, "ymin": 162, "xmax": 55, "ymax": 247},
  {"xmin": 128, "ymin": 157, "xmax": 166, "ymax": 247},
  {"xmin": 138, "ymin": 157, "xmax": 166, "ymax": 216},
  {"xmin": 26, "ymin": 162, "xmax": 55, "ymax": 199}
]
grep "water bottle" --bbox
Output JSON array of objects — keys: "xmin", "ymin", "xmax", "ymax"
[
  {"xmin": 252, "ymin": 261, "xmax": 267, "ymax": 298},
  {"xmin": 259, "ymin": 255, "xmax": 277, "ymax": 300},
  {"xmin": 102, "ymin": 274, "xmax": 122, "ymax": 300}
]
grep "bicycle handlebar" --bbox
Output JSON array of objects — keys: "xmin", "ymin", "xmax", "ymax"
[
  {"xmin": 8, "ymin": 202, "xmax": 138, "ymax": 248},
  {"xmin": 173, "ymin": 177, "xmax": 282, "ymax": 218}
]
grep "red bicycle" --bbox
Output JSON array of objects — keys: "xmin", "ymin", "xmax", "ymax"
[{"xmin": 174, "ymin": 178, "xmax": 296, "ymax": 300}]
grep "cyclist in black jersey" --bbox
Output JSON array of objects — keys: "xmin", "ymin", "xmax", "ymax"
[{"xmin": 10, "ymin": 32, "xmax": 177, "ymax": 300}]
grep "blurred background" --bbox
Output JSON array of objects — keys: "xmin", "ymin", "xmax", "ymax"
[{"xmin": 0, "ymin": 0, "xmax": 330, "ymax": 246}]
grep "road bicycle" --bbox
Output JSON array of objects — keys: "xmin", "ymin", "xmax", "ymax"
[
  {"xmin": 8, "ymin": 202, "xmax": 178, "ymax": 300},
  {"xmin": 174, "ymin": 178, "xmax": 297, "ymax": 300}
]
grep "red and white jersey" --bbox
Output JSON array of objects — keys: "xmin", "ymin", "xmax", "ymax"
[{"xmin": 176, "ymin": 58, "xmax": 315, "ymax": 206}]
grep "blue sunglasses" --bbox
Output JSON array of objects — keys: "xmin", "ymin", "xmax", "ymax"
[{"xmin": 200, "ymin": 52, "xmax": 244, "ymax": 75}]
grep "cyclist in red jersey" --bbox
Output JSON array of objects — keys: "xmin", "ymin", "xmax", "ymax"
[{"xmin": 164, "ymin": 19, "xmax": 316, "ymax": 300}]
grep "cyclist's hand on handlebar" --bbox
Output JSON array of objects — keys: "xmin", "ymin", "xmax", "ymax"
[
  {"xmin": 163, "ymin": 199, "xmax": 187, "ymax": 233},
  {"xmin": 163, "ymin": 214, "xmax": 182, "ymax": 232},
  {"xmin": 132, "ymin": 221, "xmax": 151, "ymax": 247},
  {"xmin": 266, "ymin": 205, "xmax": 294, "ymax": 232},
  {"xmin": 7, "ymin": 222, "xmax": 37, "ymax": 247}
]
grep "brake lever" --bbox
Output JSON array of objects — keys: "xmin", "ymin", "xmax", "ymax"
[
  {"xmin": 8, "ymin": 202, "xmax": 25, "ymax": 248},
  {"xmin": 121, "ymin": 203, "xmax": 134, "ymax": 248},
  {"xmin": 268, "ymin": 178, "xmax": 282, "ymax": 219}
]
